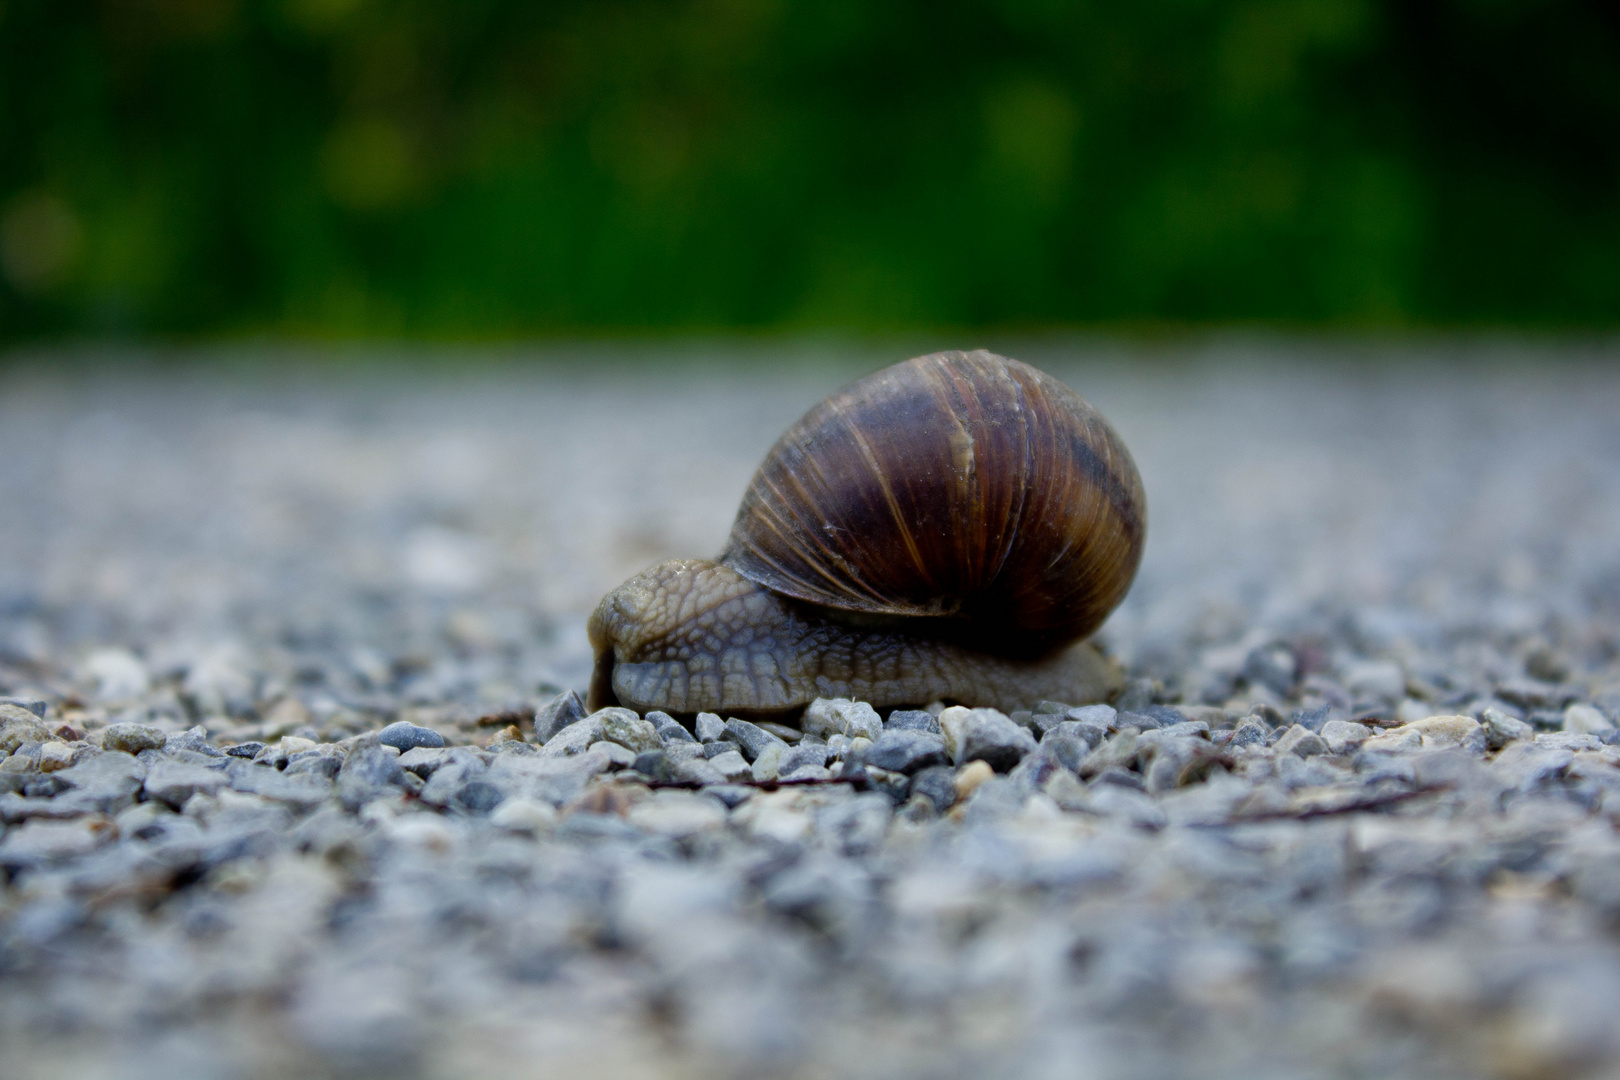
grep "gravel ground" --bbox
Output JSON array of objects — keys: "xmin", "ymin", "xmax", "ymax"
[{"xmin": 2, "ymin": 342, "xmax": 1620, "ymax": 1080}]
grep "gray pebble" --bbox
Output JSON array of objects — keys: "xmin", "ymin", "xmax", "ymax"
[
  {"xmin": 939, "ymin": 707, "xmax": 1038, "ymax": 772},
  {"xmin": 1481, "ymin": 707, "xmax": 1535, "ymax": 750},
  {"xmin": 100, "ymin": 722, "xmax": 168, "ymax": 755},
  {"xmin": 722, "ymin": 717, "xmax": 787, "ymax": 762},
  {"xmin": 801, "ymin": 698, "xmax": 883, "ymax": 742},
  {"xmin": 0, "ymin": 698, "xmax": 48, "ymax": 719},
  {"xmin": 1320, "ymin": 720, "xmax": 1372, "ymax": 755},
  {"xmin": 378, "ymin": 721, "xmax": 445, "ymax": 751},
  {"xmin": 907, "ymin": 766, "xmax": 956, "ymax": 812},
  {"xmin": 1276, "ymin": 725, "xmax": 1330, "ymax": 757},
  {"xmin": 600, "ymin": 711, "xmax": 661, "ymax": 753},
  {"xmin": 863, "ymin": 731, "xmax": 949, "ymax": 774},
  {"xmin": 707, "ymin": 750, "xmax": 752, "ymax": 781},
  {"xmin": 885, "ymin": 710, "xmax": 941, "ymax": 734},
  {"xmin": 533, "ymin": 689, "xmax": 587, "ymax": 744},
  {"xmin": 646, "ymin": 711, "xmax": 698, "ymax": 743},
  {"xmin": 694, "ymin": 712, "xmax": 726, "ymax": 743}
]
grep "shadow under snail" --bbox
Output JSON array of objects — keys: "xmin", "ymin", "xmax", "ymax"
[{"xmin": 587, "ymin": 349, "xmax": 1146, "ymax": 716}]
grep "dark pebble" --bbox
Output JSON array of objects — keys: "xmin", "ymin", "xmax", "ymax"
[
  {"xmin": 378, "ymin": 721, "xmax": 446, "ymax": 751},
  {"xmin": 533, "ymin": 689, "xmax": 587, "ymax": 744},
  {"xmin": 908, "ymin": 766, "xmax": 956, "ymax": 812},
  {"xmin": 456, "ymin": 780, "xmax": 505, "ymax": 814},
  {"xmin": 863, "ymin": 731, "xmax": 949, "ymax": 774},
  {"xmin": 225, "ymin": 742, "xmax": 266, "ymax": 759},
  {"xmin": 645, "ymin": 711, "xmax": 697, "ymax": 743}
]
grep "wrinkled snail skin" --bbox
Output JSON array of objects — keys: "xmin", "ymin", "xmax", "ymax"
[
  {"xmin": 586, "ymin": 559, "xmax": 1122, "ymax": 714},
  {"xmin": 586, "ymin": 349, "xmax": 1145, "ymax": 717}
]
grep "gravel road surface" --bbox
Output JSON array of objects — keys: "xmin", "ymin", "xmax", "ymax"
[{"xmin": 2, "ymin": 342, "xmax": 1619, "ymax": 1080}]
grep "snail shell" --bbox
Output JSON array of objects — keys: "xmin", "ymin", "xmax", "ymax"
[{"xmin": 588, "ymin": 349, "xmax": 1145, "ymax": 715}]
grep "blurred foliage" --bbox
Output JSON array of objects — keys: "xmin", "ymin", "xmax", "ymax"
[{"xmin": 1, "ymin": 0, "xmax": 1617, "ymax": 338}]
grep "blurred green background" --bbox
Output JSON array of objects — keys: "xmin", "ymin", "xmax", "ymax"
[{"xmin": 2, "ymin": 0, "xmax": 1617, "ymax": 339}]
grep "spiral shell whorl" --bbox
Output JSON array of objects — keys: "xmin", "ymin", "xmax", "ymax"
[{"xmin": 719, "ymin": 350, "xmax": 1145, "ymax": 657}]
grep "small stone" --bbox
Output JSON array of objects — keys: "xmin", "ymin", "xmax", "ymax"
[
  {"xmin": 1067, "ymin": 703, "xmax": 1117, "ymax": 728},
  {"xmin": 778, "ymin": 742, "xmax": 830, "ymax": 774},
  {"xmin": 274, "ymin": 736, "xmax": 318, "ymax": 758},
  {"xmin": 695, "ymin": 712, "xmax": 726, "ymax": 743},
  {"xmin": 1045, "ymin": 719, "xmax": 1107, "ymax": 752},
  {"xmin": 953, "ymin": 759, "xmax": 995, "ymax": 802},
  {"xmin": 600, "ymin": 711, "xmax": 661, "ymax": 753},
  {"xmin": 756, "ymin": 721, "xmax": 803, "ymax": 744},
  {"xmin": 1320, "ymin": 720, "xmax": 1372, "ymax": 755},
  {"xmin": 646, "ymin": 711, "xmax": 698, "ymax": 743},
  {"xmin": 1, "ymin": 698, "xmax": 48, "ymax": 719},
  {"xmin": 537, "ymin": 714, "xmax": 607, "ymax": 758},
  {"xmin": 587, "ymin": 740, "xmax": 637, "ymax": 768},
  {"xmin": 885, "ymin": 710, "xmax": 941, "ymax": 734},
  {"xmin": 863, "ymin": 731, "xmax": 949, "ymax": 774},
  {"xmin": 1226, "ymin": 721, "xmax": 1269, "ymax": 750},
  {"xmin": 632, "ymin": 749, "xmax": 671, "ymax": 779},
  {"xmin": 1400, "ymin": 714, "xmax": 1486, "ymax": 753},
  {"xmin": 908, "ymin": 766, "xmax": 957, "ymax": 812},
  {"xmin": 48, "ymin": 722, "xmax": 81, "ymax": 742},
  {"xmin": 751, "ymin": 742, "xmax": 788, "ymax": 782},
  {"xmin": 396, "ymin": 746, "xmax": 448, "ymax": 776},
  {"xmin": 455, "ymin": 780, "xmax": 505, "ymax": 814},
  {"xmin": 707, "ymin": 750, "xmax": 752, "ymax": 782},
  {"xmin": 938, "ymin": 706, "xmax": 1038, "ymax": 772},
  {"xmin": 1276, "ymin": 725, "xmax": 1329, "ymax": 757},
  {"xmin": 1564, "ymin": 704, "xmax": 1616, "ymax": 736},
  {"xmin": 489, "ymin": 796, "xmax": 557, "ymax": 833},
  {"xmin": 225, "ymin": 742, "xmax": 265, "ymax": 759},
  {"xmin": 100, "ymin": 722, "xmax": 168, "ymax": 755},
  {"xmin": 378, "ymin": 720, "xmax": 446, "ymax": 752},
  {"xmin": 1360, "ymin": 728, "xmax": 1423, "ymax": 754},
  {"xmin": 801, "ymin": 698, "xmax": 883, "ymax": 742},
  {"xmin": 780, "ymin": 764, "xmax": 831, "ymax": 782},
  {"xmin": 1482, "ymin": 707, "xmax": 1535, "ymax": 750},
  {"xmin": 722, "ymin": 718, "xmax": 787, "ymax": 762},
  {"xmin": 533, "ymin": 689, "xmax": 587, "ymax": 743},
  {"xmin": 36, "ymin": 741, "xmax": 75, "ymax": 773},
  {"xmin": 484, "ymin": 724, "xmax": 524, "ymax": 746},
  {"xmin": 336, "ymin": 744, "xmax": 408, "ymax": 809},
  {"xmin": 1039, "ymin": 733, "xmax": 1089, "ymax": 773},
  {"xmin": 670, "ymin": 755, "xmax": 729, "ymax": 786}
]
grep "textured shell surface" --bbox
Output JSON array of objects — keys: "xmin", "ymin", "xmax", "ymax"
[{"xmin": 720, "ymin": 349, "xmax": 1145, "ymax": 657}]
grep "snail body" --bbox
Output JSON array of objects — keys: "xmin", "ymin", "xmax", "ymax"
[{"xmin": 587, "ymin": 350, "xmax": 1145, "ymax": 716}]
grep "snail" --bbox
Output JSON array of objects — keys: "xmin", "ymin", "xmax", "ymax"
[{"xmin": 587, "ymin": 349, "xmax": 1145, "ymax": 716}]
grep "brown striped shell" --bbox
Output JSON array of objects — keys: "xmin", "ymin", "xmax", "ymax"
[{"xmin": 719, "ymin": 349, "xmax": 1146, "ymax": 658}]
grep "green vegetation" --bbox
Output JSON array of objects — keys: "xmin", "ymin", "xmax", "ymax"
[{"xmin": 2, "ymin": 0, "xmax": 1617, "ymax": 338}]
